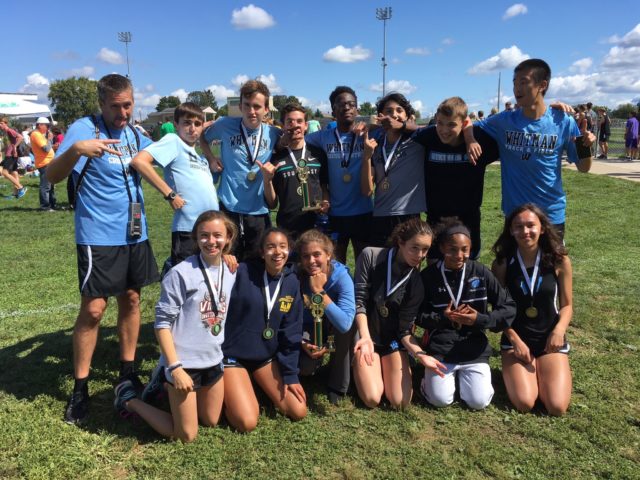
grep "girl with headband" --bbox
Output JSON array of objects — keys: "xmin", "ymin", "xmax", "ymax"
[{"xmin": 418, "ymin": 218, "xmax": 516, "ymax": 410}]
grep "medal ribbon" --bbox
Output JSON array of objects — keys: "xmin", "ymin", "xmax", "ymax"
[
  {"xmin": 333, "ymin": 129, "xmax": 357, "ymax": 168},
  {"xmin": 440, "ymin": 260, "xmax": 466, "ymax": 309},
  {"xmin": 386, "ymin": 248, "xmax": 414, "ymax": 297},
  {"xmin": 198, "ymin": 255, "xmax": 224, "ymax": 317},
  {"xmin": 516, "ymin": 249, "xmax": 541, "ymax": 301},
  {"xmin": 382, "ymin": 134, "xmax": 402, "ymax": 176},
  {"xmin": 240, "ymin": 123, "xmax": 264, "ymax": 167},
  {"xmin": 263, "ymin": 271, "xmax": 284, "ymax": 327}
]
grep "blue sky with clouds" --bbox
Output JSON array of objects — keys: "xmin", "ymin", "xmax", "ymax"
[{"xmin": 2, "ymin": 0, "xmax": 639, "ymax": 119}]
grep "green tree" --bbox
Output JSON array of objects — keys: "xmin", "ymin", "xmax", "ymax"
[
  {"xmin": 156, "ymin": 95, "xmax": 181, "ymax": 112},
  {"xmin": 413, "ymin": 109, "xmax": 421, "ymax": 120},
  {"xmin": 611, "ymin": 103, "xmax": 637, "ymax": 119},
  {"xmin": 359, "ymin": 101, "xmax": 376, "ymax": 116},
  {"xmin": 217, "ymin": 104, "xmax": 229, "ymax": 118},
  {"xmin": 273, "ymin": 95, "xmax": 301, "ymax": 112},
  {"xmin": 186, "ymin": 90, "xmax": 218, "ymax": 110},
  {"xmin": 48, "ymin": 77, "xmax": 99, "ymax": 126},
  {"xmin": 314, "ymin": 108, "xmax": 323, "ymax": 118}
]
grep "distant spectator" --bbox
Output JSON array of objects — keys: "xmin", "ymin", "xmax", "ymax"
[
  {"xmin": 30, "ymin": 117, "xmax": 56, "ymax": 211},
  {"xmin": 152, "ymin": 121, "xmax": 163, "ymax": 141},
  {"xmin": 306, "ymin": 119, "xmax": 321, "ymax": 133},
  {"xmin": 489, "ymin": 107, "xmax": 498, "ymax": 117},
  {"xmin": 160, "ymin": 119, "xmax": 176, "ymax": 138},
  {"xmin": 133, "ymin": 120, "xmax": 151, "ymax": 138},
  {"xmin": 0, "ymin": 116, "xmax": 27, "ymax": 197},
  {"xmin": 625, "ymin": 111, "xmax": 639, "ymax": 161},
  {"xmin": 504, "ymin": 101, "xmax": 513, "ymax": 111},
  {"xmin": 477, "ymin": 110, "xmax": 485, "ymax": 121},
  {"xmin": 51, "ymin": 126, "xmax": 64, "ymax": 152},
  {"xmin": 586, "ymin": 102, "xmax": 597, "ymax": 133},
  {"xmin": 597, "ymin": 108, "xmax": 610, "ymax": 159}
]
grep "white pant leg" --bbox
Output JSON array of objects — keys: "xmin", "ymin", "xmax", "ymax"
[
  {"xmin": 457, "ymin": 362, "xmax": 494, "ymax": 410},
  {"xmin": 421, "ymin": 362, "xmax": 457, "ymax": 408}
]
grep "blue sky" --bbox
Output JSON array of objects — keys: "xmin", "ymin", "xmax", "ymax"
[{"xmin": 2, "ymin": 1, "xmax": 639, "ymax": 120}]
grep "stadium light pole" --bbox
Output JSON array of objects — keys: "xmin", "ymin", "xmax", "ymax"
[
  {"xmin": 118, "ymin": 31, "xmax": 132, "ymax": 78},
  {"xmin": 376, "ymin": 7, "xmax": 392, "ymax": 97}
]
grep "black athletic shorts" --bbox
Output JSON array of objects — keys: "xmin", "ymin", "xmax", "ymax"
[
  {"xmin": 1, "ymin": 156, "xmax": 18, "ymax": 172},
  {"xmin": 501, "ymin": 336, "xmax": 570, "ymax": 358},
  {"xmin": 374, "ymin": 339, "xmax": 406, "ymax": 357},
  {"xmin": 599, "ymin": 133, "xmax": 609, "ymax": 142},
  {"xmin": 171, "ymin": 231, "xmax": 195, "ymax": 265},
  {"xmin": 77, "ymin": 240, "xmax": 160, "ymax": 297},
  {"xmin": 166, "ymin": 363, "xmax": 223, "ymax": 389},
  {"xmin": 220, "ymin": 204, "xmax": 271, "ymax": 261},
  {"xmin": 329, "ymin": 213, "xmax": 372, "ymax": 244},
  {"xmin": 222, "ymin": 355, "xmax": 274, "ymax": 372}
]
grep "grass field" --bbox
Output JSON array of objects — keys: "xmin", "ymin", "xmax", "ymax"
[{"xmin": 0, "ymin": 166, "xmax": 639, "ymax": 479}]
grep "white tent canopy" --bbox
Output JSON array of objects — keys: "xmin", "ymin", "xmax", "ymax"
[{"xmin": 0, "ymin": 94, "xmax": 51, "ymax": 116}]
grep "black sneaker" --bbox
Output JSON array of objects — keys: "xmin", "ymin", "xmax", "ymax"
[
  {"xmin": 114, "ymin": 380, "xmax": 138, "ymax": 418},
  {"xmin": 117, "ymin": 371, "xmax": 144, "ymax": 395},
  {"xmin": 327, "ymin": 388, "xmax": 346, "ymax": 406},
  {"xmin": 141, "ymin": 365, "xmax": 165, "ymax": 405},
  {"xmin": 64, "ymin": 387, "xmax": 89, "ymax": 425}
]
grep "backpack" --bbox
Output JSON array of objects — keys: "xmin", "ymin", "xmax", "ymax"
[{"xmin": 66, "ymin": 115, "xmax": 140, "ymax": 208}]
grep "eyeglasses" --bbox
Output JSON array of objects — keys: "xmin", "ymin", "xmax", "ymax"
[{"xmin": 334, "ymin": 101, "xmax": 357, "ymax": 110}]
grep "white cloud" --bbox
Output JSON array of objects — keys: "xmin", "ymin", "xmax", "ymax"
[
  {"xmin": 256, "ymin": 74, "xmax": 282, "ymax": 94},
  {"xmin": 487, "ymin": 95, "xmax": 514, "ymax": 109},
  {"xmin": 607, "ymin": 23, "xmax": 640, "ymax": 47},
  {"xmin": 144, "ymin": 84, "xmax": 155, "ymax": 92},
  {"xmin": 570, "ymin": 57, "xmax": 593, "ymax": 73},
  {"xmin": 298, "ymin": 96, "xmax": 331, "ymax": 114},
  {"xmin": 96, "ymin": 47, "xmax": 124, "ymax": 65},
  {"xmin": 370, "ymin": 80, "xmax": 417, "ymax": 96},
  {"xmin": 231, "ymin": 4, "xmax": 275, "ymax": 30},
  {"xmin": 503, "ymin": 3, "xmax": 528, "ymax": 20},
  {"xmin": 405, "ymin": 47, "xmax": 430, "ymax": 56},
  {"xmin": 63, "ymin": 66, "xmax": 95, "ymax": 77},
  {"xmin": 468, "ymin": 45, "xmax": 530, "ymax": 74},
  {"xmin": 231, "ymin": 74, "xmax": 250, "ymax": 88},
  {"xmin": 602, "ymin": 45, "xmax": 640, "ymax": 70},
  {"xmin": 19, "ymin": 73, "xmax": 50, "ymax": 101},
  {"xmin": 441, "ymin": 38, "xmax": 454, "ymax": 46},
  {"xmin": 411, "ymin": 100, "xmax": 425, "ymax": 116},
  {"xmin": 547, "ymin": 74, "xmax": 596, "ymax": 102},
  {"xmin": 205, "ymin": 84, "xmax": 237, "ymax": 104},
  {"xmin": 134, "ymin": 92, "xmax": 161, "ymax": 108},
  {"xmin": 171, "ymin": 89, "xmax": 188, "ymax": 102},
  {"xmin": 323, "ymin": 45, "xmax": 371, "ymax": 63}
]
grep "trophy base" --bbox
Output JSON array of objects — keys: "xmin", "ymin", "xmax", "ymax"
[{"xmin": 302, "ymin": 204, "xmax": 323, "ymax": 212}]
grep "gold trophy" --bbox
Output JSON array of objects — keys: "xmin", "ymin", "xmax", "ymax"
[
  {"xmin": 310, "ymin": 293, "xmax": 335, "ymax": 352},
  {"xmin": 297, "ymin": 164, "xmax": 322, "ymax": 212}
]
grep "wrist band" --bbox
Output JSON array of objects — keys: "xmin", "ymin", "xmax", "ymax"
[
  {"xmin": 167, "ymin": 361, "xmax": 183, "ymax": 372},
  {"xmin": 414, "ymin": 350, "xmax": 428, "ymax": 358}
]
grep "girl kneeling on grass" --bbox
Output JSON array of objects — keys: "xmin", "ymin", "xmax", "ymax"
[
  {"xmin": 114, "ymin": 210, "xmax": 237, "ymax": 442},
  {"xmin": 492, "ymin": 204, "xmax": 573, "ymax": 416},
  {"xmin": 296, "ymin": 229, "xmax": 356, "ymax": 405},
  {"xmin": 222, "ymin": 228, "xmax": 307, "ymax": 432},
  {"xmin": 353, "ymin": 218, "xmax": 445, "ymax": 409},
  {"xmin": 418, "ymin": 218, "xmax": 516, "ymax": 410}
]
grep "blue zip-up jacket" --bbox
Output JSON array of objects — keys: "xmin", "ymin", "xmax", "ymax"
[
  {"xmin": 300, "ymin": 260, "xmax": 355, "ymax": 334},
  {"xmin": 223, "ymin": 260, "xmax": 303, "ymax": 385}
]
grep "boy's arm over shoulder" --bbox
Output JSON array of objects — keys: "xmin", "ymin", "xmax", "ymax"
[
  {"xmin": 412, "ymin": 125, "xmax": 436, "ymax": 147},
  {"xmin": 474, "ymin": 125, "xmax": 500, "ymax": 165},
  {"xmin": 305, "ymin": 130, "xmax": 323, "ymax": 149}
]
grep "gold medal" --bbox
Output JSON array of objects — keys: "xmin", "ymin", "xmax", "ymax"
[
  {"xmin": 247, "ymin": 171, "xmax": 257, "ymax": 181},
  {"xmin": 378, "ymin": 304, "xmax": 389, "ymax": 317},
  {"xmin": 212, "ymin": 323, "xmax": 222, "ymax": 336},
  {"xmin": 263, "ymin": 326, "xmax": 275, "ymax": 340},
  {"xmin": 525, "ymin": 306, "xmax": 538, "ymax": 318},
  {"xmin": 380, "ymin": 179, "xmax": 390, "ymax": 191},
  {"xmin": 343, "ymin": 173, "xmax": 352, "ymax": 183}
]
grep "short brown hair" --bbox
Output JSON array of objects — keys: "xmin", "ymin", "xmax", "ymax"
[
  {"xmin": 280, "ymin": 103, "xmax": 306, "ymax": 124},
  {"xmin": 97, "ymin": 74, "xmax": 132, "ymax": 104},
  {"xmin": 240, "ymin": 79, "xmax": 270, "ymax": 107},
  {"xmin": 174, "ymin": 102, "xmax": 204, "ymax": 123},
  {"xmin": 436, "ymin": 97, "xmax": 468, "ymax": 121}
]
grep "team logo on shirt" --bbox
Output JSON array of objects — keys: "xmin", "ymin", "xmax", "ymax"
[
  {"xmin": 200, "ymin": 293, "xmax": 226, "ymax": 333},
  {"xmin": 504, "ymin": 130, "xmax": 558, "ymax": 158},
  {"xmin": 278, "ymin": 295, "xmax": 294, "ymax": 313}
]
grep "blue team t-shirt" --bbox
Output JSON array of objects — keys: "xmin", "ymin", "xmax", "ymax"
[
  {"xmin": 144, "ymin": 133, "xmax": 219, "ymax": 232},
  {"xmin": 306, "ymin": 127, "xmax": 373, "ymax": 216},
  {"xmin": 477, "ymin": 107, "xmax": 580, "ymax": 224},
  {"xmin": 57, "ymin": 116, "xmax": 152, "ymax": 246},
  {"xmin": 203, "ymin": 117, "xmax": 280, "ymax": 215}
]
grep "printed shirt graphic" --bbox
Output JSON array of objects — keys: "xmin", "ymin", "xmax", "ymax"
[
  {"xmin": 203, "ymin": 117, "xmax": 280, "ymax": 215},
  {"xmin": 478, "ymin": 108, "xmax": 580, "ymax": 224},
  {"xmin": 144, "ymin": 133, "xmax": 219, "ymax": 232},
  {"xmin": 57, "ymin": 116, "xmax": 153, "ymax": 245}
]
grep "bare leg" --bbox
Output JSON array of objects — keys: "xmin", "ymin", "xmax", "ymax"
[
  {"xmin": 537, "ymin": 353, "xmax": 572, "ymax": 416},
  {"xmin": 116, "ymin": 289, "xmax": 140, "ymax": 363},
  {"xmin": 380, "ymin": 351, "xmax": 413, "ymax": 409},
  {"xmin": 253, "ymin": 362, "xmax": 307, "ymax": 421},
  {"xmin": 1, "ymin": 168, "xmax": 22, "ymax": 191},
  {"xmin": 501, "ymin": 351, "xmax": 538, "ymax": 412},
  {"xmin": 73, "ymin": 296, "xmax": 108, "ymax": 378},
  {"xmin": 352, "ymin": 350, "xmax": 384, "ymax": 408},
  {"xmin": 223, "ymin": 367, "xmax": 259, "ymax": 432},
  {"xmin": 197, "ymin": 377, "xmax": 225, "ymax": 427}
]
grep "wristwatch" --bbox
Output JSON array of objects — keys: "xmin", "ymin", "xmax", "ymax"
[{"xmin": 164, "ymin": 191, "xmax": 177, "ymax": 201}]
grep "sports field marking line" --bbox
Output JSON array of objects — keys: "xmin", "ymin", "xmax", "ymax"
[{"xmin": 0, "ymin": 303, "xmax": 78, "ymax": 320}]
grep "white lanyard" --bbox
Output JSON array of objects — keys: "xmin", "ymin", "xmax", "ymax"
[
  {"xmin": 382, "ymin": 134, "xmax": 401, "ymax": 175},
  {"xmin": 516, "ymin": 249, "xmax": 541, "ymax": 300},
  {"xmin": 440, "ymin": 260, "xmax": 466, "ymax": 309},
  {"xmin": 333, "ymin": 129, "xmax": 356, "ymax": 167},
  {"xmin": 263, "ymin": 271, "xmax": 284, "ymax": 319},
  {"xmin": 200, "ymin": 254, "xmax": 224, "ymax": 307},
  {"xmin": 287, "ymin": 144, "xmax": 306, "ymax": 168},
  {"xmin": 240, "ymin": 123, "xmax": 264, "ymax": 165},
  {"xmin": 386, "ymin": 248, "xmax": 414, "ymax": 297}
]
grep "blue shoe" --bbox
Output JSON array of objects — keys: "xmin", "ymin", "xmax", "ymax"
[
  {"xmin": 141, "ymin": 365, "xmax": 166, "ymax": 405},
  {"xmin": 16, "ymin": 187, "xmax": 27, "ymax": 198},
  {"xmin": 114, "ymin": 380, "xmax": 138, "ymax": 418}
]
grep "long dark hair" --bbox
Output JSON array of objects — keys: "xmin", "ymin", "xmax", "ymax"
[{"xmin": 492, "ymin": 203, "xmax": 567, "ymax": 269}]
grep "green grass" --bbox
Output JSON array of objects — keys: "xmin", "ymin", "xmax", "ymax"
[{"xmin": 1, "ymin": 166, "xmax": 639, "ymax": 480}]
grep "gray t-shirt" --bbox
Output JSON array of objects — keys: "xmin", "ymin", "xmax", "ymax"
[
  {"xmin": 155, "ymin": 255, "xmax": 236, "ymax": 369},
  {"xmin": 370, "ymin": 131, "xmax": 426, "ymax": 216}
]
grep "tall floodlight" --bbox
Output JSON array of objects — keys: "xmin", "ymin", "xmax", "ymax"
[
  {"xmin": 497, "ymin": 72, "xmax": 502, "ymax": 111},
  {"xmin": 376, "ymin": 7, "xmax": 392, "ymax": 97},
  {"xmin": 118, "ymin": 31, "xmax": 132, "ymax": 78}
]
